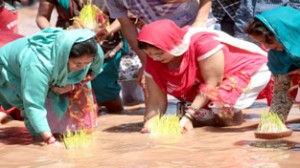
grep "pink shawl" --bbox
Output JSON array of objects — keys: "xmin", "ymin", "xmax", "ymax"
[{"xmin": 137, "ymin": 19, "xmax": 198, "ymax": 99}]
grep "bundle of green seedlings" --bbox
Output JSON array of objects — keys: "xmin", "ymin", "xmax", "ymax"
[
  {"xmin": 149, "ymin": 115, "xmax": 181, "ymax": 137},
  {"xmin": 69, "ymin": 2, "xmax": 110, "ymax": 39},
  {"xmin": 257, "ymin": 111, "xmax": 289, "ymax": 133},
  {"xmin": 62, "ymin": 129, "xmax": 94, "ymax": 150}
]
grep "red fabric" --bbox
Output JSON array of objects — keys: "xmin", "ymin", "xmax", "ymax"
[
  {"xmin": 288, "ymin": 74, "xmax": 300, "ymax": 103},
  {"xmin": 257, "ymin": 76, "xmax": 274, "ymax": 106},
  {"xmin": 0, "ymin": 31, "xmax": 23, "ymax": 47},
  {"xmin": 0, "ymin": 106, "xmax": 23, "ymax": 120},
  {"xmin": 46, "ymin": 84, "xmax": 98, "ymax": 134},
  {"xmin": 0, "ymin": 7, "xmax": 18, "ymax": 33},
  {"xmin": 138, "ymin": 19, "xmax": 268, "ymax": 104},
  {"xmin": 138, "ymin": 20, "xmax": 197, "ymax": 100}
]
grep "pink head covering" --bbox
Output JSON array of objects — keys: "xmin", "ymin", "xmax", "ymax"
[
  {"xmin": 137, "ymin": 19, "xmax": 190, "ymax": 56},
  {"xmin": 137, "ymin": 19, "xmax": 199, "ymax": 100}
]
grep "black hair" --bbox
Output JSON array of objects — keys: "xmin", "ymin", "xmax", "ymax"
[
  {"xmin": 244, "ymin": 18, "xmax": 275, "ymax": 44},
  {"xmin": 137, "ymin": 41, "xmax": 160, "ymax": 50},
  {"xmin": 69, "ymin": 37, "xmax": 98, "ymax": 58}
]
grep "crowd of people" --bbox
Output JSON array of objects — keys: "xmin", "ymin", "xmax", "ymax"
[{"xmin": 1, "ymin": 0, "xmax": 300, "ymax": 146}]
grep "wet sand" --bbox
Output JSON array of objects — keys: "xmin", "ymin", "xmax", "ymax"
[{"xmin": 1, "ymin": 3, "xmax": 300, "ymax": 168}]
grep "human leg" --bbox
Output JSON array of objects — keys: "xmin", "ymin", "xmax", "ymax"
[
  {"xmin": 269, "ymin": 74, "xmax": 294, "ymax": 121},
  {"xmin": 234, "ymin": 0, "xmax": 255, "ymax": 41}
]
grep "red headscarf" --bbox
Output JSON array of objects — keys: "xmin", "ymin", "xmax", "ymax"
[{"xmin": 137, "ymin": 19, "xmax": 199, "ymax": 100}]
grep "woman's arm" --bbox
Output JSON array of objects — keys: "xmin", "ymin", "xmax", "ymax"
[
  {"xmin": 36, "ymin": 0, "xmax": 55, "ymax": 29},
  {"xmin": 21, "ymin": 65, "xmax": 60, "ymax": 145},
  {"xmin": 143, "ymin": 75, "xmax": 168, "ymax": 129},
  {"xmin": 180, "ymin": 49, "xmax": 224, "ymax": 131},
  {"xmin": 192, "ymin": 0, "xmax": 212, "ymax": 27},
  {"xmin": 192, "ymin": 49, "xmax": 224, "ymax": 109}
]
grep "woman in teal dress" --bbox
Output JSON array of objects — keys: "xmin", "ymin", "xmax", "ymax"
[
  {"xmin": 0, "ymin": 28, "xmax": 104, "ymax": 145},
  {"xmin": 245, "ymin": 6, "xmax": 300, "ymax": 121}
]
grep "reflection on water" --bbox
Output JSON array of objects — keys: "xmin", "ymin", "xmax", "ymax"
[
  {"xmin": 236, "ymin": 140, "xmax": 300, "ymax": 151},
  {"xmin": 0, "ymin": 126, "xmax": 32, "ymax": 145}
]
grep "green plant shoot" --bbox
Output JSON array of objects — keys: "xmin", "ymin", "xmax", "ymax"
[
  {"xmin": 62, "ymin": 129, "xmax": 93, "ymax": 150},
  {"xmin": 257, "ymin": 111, "xmax": 288, "ymax": 133},
  {"xmin": 149, "ymin": 115, "xmax": 181, "ymax": 137}
]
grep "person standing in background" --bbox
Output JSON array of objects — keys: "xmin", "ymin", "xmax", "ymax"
[
  {"xmin": 212, "ymin": 0, "xmax": 241, "ymax": 36},
  {"xmin": 234, "ymin": 0, "xmax": 300, "ymax": 41}
]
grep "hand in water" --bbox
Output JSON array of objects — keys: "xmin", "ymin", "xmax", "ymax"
[
  {"xmin": 179, "ymin": 116, "xmax": 194, "ymax": 133},
  {"xmin": 46, "ymin": 141, "xmax": 64, "ymax": 148}
]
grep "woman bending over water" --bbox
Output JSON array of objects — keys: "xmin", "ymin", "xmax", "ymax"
[{"xmin": 137, "ymin": 19, "xmax": 273, "ymax": 132}]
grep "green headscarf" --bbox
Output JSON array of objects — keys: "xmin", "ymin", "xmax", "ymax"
[
  {"xmin": 256, "ymin": 6, "xmax": 300, "ymax": 74},
  {"xmin": 28, "ymin": 27, "xmax": 99, "ymax": 87},
  {"xmin": 0, "ymin": 28, "xmax": 104, "ymax": 134}
]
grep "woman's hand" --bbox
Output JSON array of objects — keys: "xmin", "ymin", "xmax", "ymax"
[
  {"xmin": 40, "ymin": 132, "xmax": 63, "ymax": 147},
  {"xmin": 51, "ymin": 84, "xmax": 74, "ymax": 94},
  {"xmin": 179, "ymin": 116, "xmax": 194, "ymax": 133}
]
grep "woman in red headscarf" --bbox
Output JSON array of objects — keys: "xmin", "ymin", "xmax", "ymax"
[{"xmin": 137, "ymin": 19, "xmax": 273, "ymax": 132}]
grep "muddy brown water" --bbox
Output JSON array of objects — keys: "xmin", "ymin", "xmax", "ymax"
[
  {"xmin": 1, "ymin": 3, "xmax": 300, "ymax": 168},
  {"xmin": 1, "ymin": 100, "xmax": 300, "ymax": 168}
]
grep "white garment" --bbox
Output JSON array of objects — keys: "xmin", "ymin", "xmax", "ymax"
[{"xmin": 234, "ymin": 64, "xmax": 271, "ymax": 109}]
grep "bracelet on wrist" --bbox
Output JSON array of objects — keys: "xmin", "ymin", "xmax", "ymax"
[{"xmin": 184, "ymin": 111, "xmax": 194, "ymax": 121}]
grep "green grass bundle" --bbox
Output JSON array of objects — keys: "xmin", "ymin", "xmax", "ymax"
[
  {"xmin": 62, "ymin": 129, "xmax": 93, "ymax": 150},
  {"xmin": 69, "ymin": 3, "xmax": 109, "ymax": 35},
  {"xmin": 79, "ymin": 4, "xmax": 98, "ymax": 31},
  {"xmin": 257, "ymin": 112, "xmax": 288, "ymax": 133},
  {"xmin": 149, "ymin": 115, "xmax": 181, "ymax": 137}
]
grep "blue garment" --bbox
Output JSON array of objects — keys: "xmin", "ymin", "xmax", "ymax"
[
  {"xmin": 234, "ymin": 0, "xmax": 256, "ymax": 40},
  {"xmin": 256, "ymin": 6, "xmax": 300, "ymax": 74}
]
